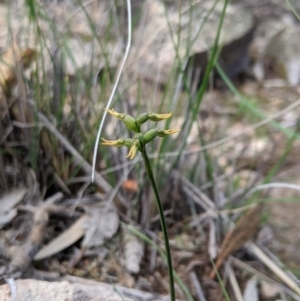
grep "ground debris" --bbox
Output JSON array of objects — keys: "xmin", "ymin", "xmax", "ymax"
[
  {"xmin": 34, "ymin": 215, "xmax": 87, "ymax": 261},
  {"xmin": 123, "ymin": 225, "xmax": 144, "ymax": 274},
  {"xmin": 0, "ymin": 193, "xmax": 63, "ymax": 278},
  {"xmin": 260, "ymin": 280, "xmax": 281, "ymax": 299},
  {"xmin": 0, "ymin": 188, "xmax": 27, "ymax": 228},
  {"xmin": 210, "ymin": 204, "xmax": 262, "ymax": 279}
]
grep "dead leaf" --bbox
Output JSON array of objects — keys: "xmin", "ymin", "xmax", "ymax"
[
  {"xmin": 81, "ymin": 204, "xmax": 119, "ymax": 248},
  {"xmin": 34, "ymin": 215, "xmax": 88, "ymax": 261},
  {"xmin": 210, "ymin": 204, "xmax": 262, "ymax": 279},
  {"xmin": 0, "ymin": 188, "xmax": 27, "ymax": 228},
  {"xmin": 0, "ymin": 188, "xmax": 27, "ymax": 212}
]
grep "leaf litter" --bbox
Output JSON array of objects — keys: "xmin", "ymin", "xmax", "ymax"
[
  {"xmin": 0, "ymin": 0, "xmax": 300, "ymax": 300},
  {"xmin": 0, "ymin": 188, "xmax": 27, "ymax": 228}
]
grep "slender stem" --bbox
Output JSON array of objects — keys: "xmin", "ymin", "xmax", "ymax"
[
  {"xmin": 126, "ymin": 223, "xmax": 195, "ymax": 301},
  {"xmin": 140, "ymin": 144, "xmax": 175, "ymax": 301}
]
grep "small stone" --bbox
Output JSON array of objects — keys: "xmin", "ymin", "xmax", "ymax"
[{"xmin": 260, "ymin": 281, "xmax": 281, "ymax": 299}]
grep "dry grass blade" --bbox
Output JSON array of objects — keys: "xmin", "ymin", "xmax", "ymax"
[
  {"xmin": 232, "ymin": 257, "xmax": 300, "ymax": 300},
  {"xmin": 37, "ymin": 111, "xmax": 110, "ymax": 192},
  {"xmin": 226, "ymin": 262, "xmax": 243, "ymax": 301},
  {"xmin": 246, "ymin": 241, "xmax": 300, "ymax": 295},
  {"xmin": 37, "ymin": 110, "xmax": 128, "ymax": 212},
  {"xmin": 189, "ymin": 271, "xmax": 207, "ymax": 301},
  {"xmin": 210, "ymin": 204, "xmax": 263, "ymax": 279}
]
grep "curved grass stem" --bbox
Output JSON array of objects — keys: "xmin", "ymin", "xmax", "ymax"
[{"xmin": 140, "ymin": 144, "xmax": 175, "ymax": 301}]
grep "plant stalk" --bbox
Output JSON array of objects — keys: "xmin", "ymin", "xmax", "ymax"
[{"xmin": 140, "ymin": 144, "xmax": 175, "ymax": 301}]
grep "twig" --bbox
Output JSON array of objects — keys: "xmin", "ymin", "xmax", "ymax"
[{"xmin": 208, "ymin": 218, "xmax": 217, "ymax": 260}]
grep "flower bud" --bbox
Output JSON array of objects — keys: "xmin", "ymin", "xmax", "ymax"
[
  {"xmin": 148, "ymin": 112, "xmax": 172, "ymax": 122},
  {"xmin": 123, "ymin": 115, "xmax": 138, "ymax": 132},
  {"xmin": 104, "ymin": 108, "xmax": 138, "ymax": 132},
  {"xmin": 101, "ymin": 138, "xmax": 125, "ymax": 147},
  {"xmin": 136, "ymin": 113, "xmax": 149, "ymax": 125},
  {"xmin": 143, "ymin": 129, "xmax": 158, "ymax": 144}
]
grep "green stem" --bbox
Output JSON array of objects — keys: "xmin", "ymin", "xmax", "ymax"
[
  {"xmin": 125, "ymin": 223, "xmax": 195, "ymax": 301},
  {"xmin": 140, "ymin": 144, "xmax": 175, "ymax": 301}
]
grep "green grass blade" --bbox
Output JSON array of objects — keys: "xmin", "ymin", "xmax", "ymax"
[{"xmin": 212, "ymin": 260, "xmax": 232, "ymax": 301}]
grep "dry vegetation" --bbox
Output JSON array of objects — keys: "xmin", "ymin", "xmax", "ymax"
[{"xmin": 1, "ymin": 0, "xmax": 300, "ymax": 300}]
